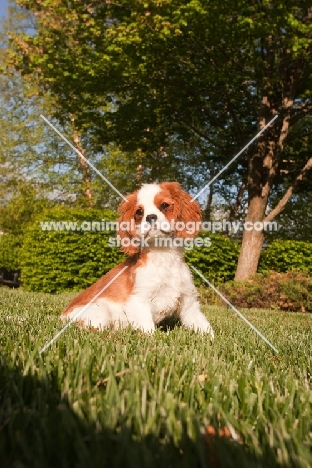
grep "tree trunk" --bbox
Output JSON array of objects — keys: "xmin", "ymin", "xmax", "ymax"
[
  {"xmin": 136, "ymin": 164, "xmax": 143, "ymax": 187},
  {"xmin": 224, "ymin": 182, "xmax": 246, "ymax": 236},
  {"xmin": 229, "ymin": 182, "xmax": 246, "ymax": 222},
  {"xmin": 203, "ymin": 167, "xmax": 214, "ymax": 221},
  {"xmin": 235, "ymin": 106, "xmax": 279, "ymax": 280},
  {"xmin": 234, "ymin": 30, "xmax": 304, "ymax": 280},
  {"xmin": 70, "ymin": 114, "xmax": 94, "ymax": 202},
  {"xmin": 72, "ymin": 128, "xmax": 94, "ymax": 201},
  {"xmin": 234, "ymin": 108, "xmax": 293, "ymax": 280},
  {"xmin": 203, "ymin": 185, "xmax": 213, "ymax": 221},
  {"xmin": 235, "ymin": 196, "xmax": 266, "ymax": 280}
]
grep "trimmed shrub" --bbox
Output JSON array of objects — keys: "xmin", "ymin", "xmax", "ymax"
[
  {"xmin": 0, "ymin": 234, "xmax": 22, "ymax": 272},
  {"xmin": 20, "ymin": 207, "xmax": 312, "ymax": 299},
  {"xmin": 185, "ymin": 234, "xmax": 239, "ymax": 285},
  {"xmin": 21, "ymin": 212, "xmax": 240, "ymax": 293},
  {"xmin": 200, "ymin": 271, "xmax": 312, "ymax": 312},
  {"xmin": 259, "ymin": 240, "xmax": 312, "ymax": 275},
  {"xmin": 20, "ymin": 206, "xmax": 125, "ymax": 293}
]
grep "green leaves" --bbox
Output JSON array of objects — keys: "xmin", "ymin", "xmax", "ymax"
[
  {"xmin": 0, "ymin": 233, "xmax": 22, "ymax": 271},
  {"xmin": 259, "ymin": 239, "xmax": 312, "ymax": 276},
  {"xmin": 20, "ymin": 206, "xmax": 124, "ymax": 293},
  {"xmin": 6, "ymin": 0, "xmax": 312, "ymax": 154},
  {"xmin": 185, "ymin": 233, "xmax": 240, "ymax": 284},
  {"xmin": 3, "ymin": 0, "xmax": 312, "ymax": 280}
]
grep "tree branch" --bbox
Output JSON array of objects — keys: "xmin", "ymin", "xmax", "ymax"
[
  {"xmin": 70, "ymin": 114, "xmax": 94, "ymax": 202},
  {"xmin": 290, "ymin": 101, "xmax": 312, "ymax": 127},
  {"xmin": 229, "ymin": 182, "xmax": 246, "ymax": 222},
  {"xmin": 180, "ymin": 120, "xmax": 227, "ymax": 151},
  {"xmin": 203, "ymin": 167, "xmax": 215, "ymax": 220},
  {"xmin": 264, "ymin": 156, "xmax": 312, "ymax": 222}
]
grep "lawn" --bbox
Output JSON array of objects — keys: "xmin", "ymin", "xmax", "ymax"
[{"xmin": 0, "ymin": 287, "xmax": 311, "ymax": 467}]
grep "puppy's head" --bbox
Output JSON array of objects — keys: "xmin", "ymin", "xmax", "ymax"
[{"xmin": 118, "ymin": 182, "xmax": 202, "ymax": 255}]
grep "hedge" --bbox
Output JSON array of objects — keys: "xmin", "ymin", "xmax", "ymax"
[
  {"xmin": 19, "ymin": 207, "xmax": 312, "ymax": 294},
  {"xmin": 0, "ymin": 234, "xmax": 22, "ymax": 272},
  {"xmin": 259, "ymin": 239, "xmax": 312, "ymax": 276},
  {"xmin": 185, "ymin": 234, "xmax": 239, "ymax": 285},
  {"xmin": 20, "ymin": 206, "xmax": 240, "ymax": 292},
  {"xmin": 20, "ymin": 206, "xmax": 125, "ymax": 293}
]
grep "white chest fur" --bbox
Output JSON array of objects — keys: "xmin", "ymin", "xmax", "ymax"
[{"xmin": 132, "ymin": 248, "xmax": 195, "ymax": 322}]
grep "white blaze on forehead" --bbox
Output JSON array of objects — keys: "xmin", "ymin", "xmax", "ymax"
[
  {"xmin": 137, "ymin": 183, "xmax": 170, "ymax": 235},
  {"xmin": 137, "ymin": 184, "xmax": 161, "ymax": 216}
]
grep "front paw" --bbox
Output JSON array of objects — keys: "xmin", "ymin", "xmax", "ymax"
[
  {"xmin": 189, "ymin": 313, "xmax": 214, "ymax": 339},
  {"xmin": 207, "ymin": 324, "xmax": 214, "ymax": 340},
  {"xmin": 131, "ymin": 321, "xmax": 156, "ymax": 334},
  {"xmin": 196, "ymin": 321, "xmax": 214, "ymax": 340}
]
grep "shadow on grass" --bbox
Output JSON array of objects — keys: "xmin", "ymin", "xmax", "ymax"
[{"xmin": 0, "ymin": 359, "xmax": 287, "ymax": 468}]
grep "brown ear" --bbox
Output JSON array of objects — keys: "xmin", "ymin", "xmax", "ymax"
[
  {"xmin": 118, "ymin": 193, "xmax": 140, "ymax": 255},
  {"xmin": 160, "ymin": 182, "xmax": 202, "ymax": 238}
]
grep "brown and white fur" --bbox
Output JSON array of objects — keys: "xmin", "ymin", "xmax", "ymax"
[{"xmin": 61, "ymin": 182, "xmax": 214, "ymax": 338}]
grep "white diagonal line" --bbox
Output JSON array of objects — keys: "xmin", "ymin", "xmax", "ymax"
[
  {"xmin": 191, "ymin": 115, "xmax": 278, "ymax": 202},
  {"xmin": 191, "ymin": 266, "xmax": 279, "ymax": 354},
  {"xmin": 39, "ymin": 265, "xmax": 128, "ymax": 354},
  {"xmin": 40, "ymin": 114, "xmax": 128, "ymax": 202}
]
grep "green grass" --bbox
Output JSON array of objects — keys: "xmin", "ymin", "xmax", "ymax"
[{"xmin": 0, "ymin": 287, "xmax": 311, "ymax": 467}]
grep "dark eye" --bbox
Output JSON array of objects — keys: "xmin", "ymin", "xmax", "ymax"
[
  {"xmin": 135, "ymin": 208, "xmax": 143, "ymax": 216},
  {"xmin": 160, "ymin": 203, "xmax": 170, "ymax": 210}
]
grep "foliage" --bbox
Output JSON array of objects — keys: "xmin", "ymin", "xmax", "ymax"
[
  {"xmin": 21, "ymin": 210, "xmax": 240, "ymax": 292},
  {"xmin": 0, "ymin": 10, "xmax": 81, "ymax": 205},
  {"xmin": 259, "ymin": 239, "xmax": 312, "ymax": 275},
  {"xmin": 6, "ymin": 0, "xmax": 312, "ymax": 181},
  {"xmin": 20, "ymin": 214, "xmax": 312, "ymax": 293},
  {"xmin": 1, "ymin": 288, "xmax": 311, "ymax": 467},
  {"xmin": 6, "ymin": 0, "xmax": 312, "ymax": 279},
  {"xmin": 0, "ymin": 188, "xmax": 51, "ymax": 273},
  {"xmin": 20, "ymin": 206, "xmax": 124, "ymax": 293},
  {"xmin": 266, "ymin": 191, "xmax": 312, "ymax": 242},
  {"xmin": 185, "ymin": 234, "xmax": 239, "ymax": 285},
  {"xmin": 0, "ymin": 233, "xmax": 22, "ymax": 271},
  {"xmin": 7, "ymin": 1, "xmax": 311, "ymax": 150},
  {"xmin": 200, "ymin": 270, "xmax": 312, "ymax": 312},
  {"xmin": 0, "ymin": 187, "xmax": 53, "ymax": 234},
  {"xmin": 0, "ymin": 8, "xmax": 142, "ymax": 209}
]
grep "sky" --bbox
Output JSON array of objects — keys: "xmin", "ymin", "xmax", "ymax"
[{"xmin": 0, "ymin": 0, "xmax": 8, "ymax": 20}]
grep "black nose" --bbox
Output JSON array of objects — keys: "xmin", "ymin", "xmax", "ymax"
[{"xmin": 146, "ymin": 214, "xmax": 157, "ymax": 224}]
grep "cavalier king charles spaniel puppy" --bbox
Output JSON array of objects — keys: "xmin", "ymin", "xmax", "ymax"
[{"xmin": 62, "ymin": 182, "xmax": 214, "ymax": 338}]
